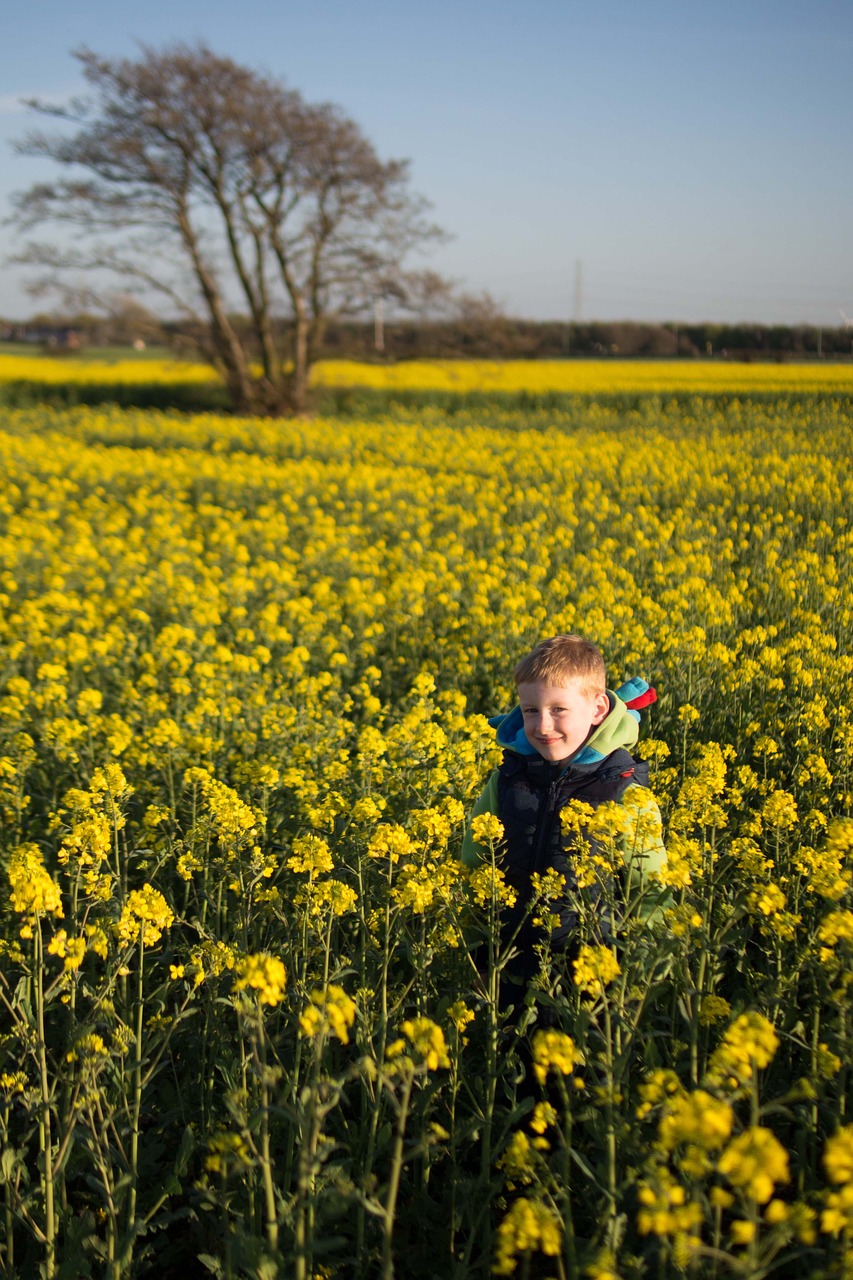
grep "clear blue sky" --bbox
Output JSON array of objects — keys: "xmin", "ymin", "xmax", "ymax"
[{"xmin": 1, "ymin": 0, "xmax": 850, "ymax": 325}]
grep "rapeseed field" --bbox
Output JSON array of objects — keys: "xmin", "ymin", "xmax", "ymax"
[
  {"xmin": 316, "ymin": 356, "xmax": 853, "ymax": 395},
  {"xmin": 2, "ymin": 351, "xmax": 853, "ymax": 395},
  {"xmin": 1, "ymin": 385, "xmax": 852, "ymax": 1279}
]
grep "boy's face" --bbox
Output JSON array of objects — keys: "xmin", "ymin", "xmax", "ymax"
[{"xmin": 517, "ymin": 679, "xmax": 610, "ymax": 763}]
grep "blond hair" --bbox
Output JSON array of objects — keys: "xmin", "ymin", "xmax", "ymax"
[{"xmin": 513, "ymin": 634, "xmax": 606, "ymax": 696}]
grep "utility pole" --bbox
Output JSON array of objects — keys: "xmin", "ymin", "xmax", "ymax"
[
  {"xmin": 374, "ymin": 297, "xmax": 385, "ymax": 355},
  {"xmin": 573, "ymin": 259, "xmax": 583, "ymax": 324}
]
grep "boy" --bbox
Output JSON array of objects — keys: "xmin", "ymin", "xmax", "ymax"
[{"xmin": 461, "ymin": 634, "xmax": 666, "ymax": 1002}]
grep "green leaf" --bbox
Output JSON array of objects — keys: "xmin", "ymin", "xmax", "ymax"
[
  {"xmin": 174, "ymin": 1123, "xmax": 196, "ymax": 1178},
  {"xmin": 197, "ymin": 1254, "xmax": 225, "ymax": 1278}
]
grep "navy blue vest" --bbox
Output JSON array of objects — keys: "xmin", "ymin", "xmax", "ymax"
[{"xmin": 496, "ymin": 747, "xmax": 648, "ymax": 987}]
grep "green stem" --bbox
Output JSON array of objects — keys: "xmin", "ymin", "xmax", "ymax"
[
  {"xmin": 558, "ymin": 1077, "xmax": 577, "ymax": 1280},
  {"xmin": 294, "ymin": 1037, "xmax": 322, "ymax": 1280},
  {"xmin": 750, "ymin": 1065, "xmax": 760, "ymax": 1130},
  {"xmin": 256, "ymin": 1012, "xmax": 279, "ymax": 1253},
  {"xmin": 448, "ymin": 1054, "xmax": 459, "ymax": 1260},
  {"xmin": 839, "ymin": 1003, "xmax": 848, "ymax": 1122},
  {"xmin": 2, "ymin": 1111, "xmax": 14, "ymax": 1272},
  {"xmin": 602, "ymin": 999, "xmax": 618, "ymax": 1245},
  {"xmin": 89, "ymin": 1097, "xmax": 120, "ymax": 1280},
  {"xmin": 35, "ymin": 918, "xmax": 56, "ymax": 1280},
  {"xmin": 357, "ymin": 860, "xmax": 394, "ymax": 1274},
  {"xmin": 126, "ymin": 936, "xmax": 145, "ymax": 1259},
  {"xmin": 809, "ymin": 998, "xmax": 821, "ymax": 1174},
  {"xmin": 381, "ymin": 1070, "xmax": 413, "ymax": 1280},
  {"xmin": 711, "ymin": 1202, "xmax": 722, "ymax": 1280}
]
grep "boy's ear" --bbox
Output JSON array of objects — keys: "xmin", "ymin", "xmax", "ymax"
[{"xmin": 591, "ymin": 692, "xmax": 610, "ymax": 725}]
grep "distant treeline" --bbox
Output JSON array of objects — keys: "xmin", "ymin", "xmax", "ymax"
[
  {"xmin": 321, "ymin": 318, "xmax": 853, "ymax": 361},
  {"xmin": 3, "ymin": 313, "xmax": 852, "ymax": 362}
]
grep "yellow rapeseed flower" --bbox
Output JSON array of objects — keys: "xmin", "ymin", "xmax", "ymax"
[
  {"xmin": 8, "ymin": 843, "xmax": 63, "ymax": 923},
  {"xmin": 573, "ymin": 944, "xmax": 621, "ymax": 998},
  {"xmin": 116, "ymin": 885, "xmax": 174, "ymax": 947},
  {"xmin": 234, "ymin": 953, "xmax": 287, "ymax": 1007},
  {"xmin": 824, "ymin": 1126, "xmax": 853, "ymax": 1185},
  {"xmin": 366, "ymin": 822, "xmax": 416, "ymax": 862},
  {"xmin": 658, "ymin": 1090, "xmax": 734, "ymax": 1153},
  {"xmin": 493, "ymin": 1197, "xmax": 562, "ymax": 1276},
  {"xmin": 467, "ymin": 862, "xmax": 517, "ymax": 909},
  {"xmin": 637, "ymin": 1174, "xmax": 703, "ymax": 1240},
  {"xmin": 699, "ymin": 995, "xmax": 732, "ymax": 1026},
  {"xmin": 399, "ymin": 1016, "xmax": 450, "ymax": 1070},
  {"xmin": 531, "ymin": 1029, "xmax": 581, "ymax": 1085},
  {"xmin": 529, "ymin": 1101, "xmax": 558, "ymax": 1135},
  {"xmin": 299, "ymin": 984, "xmax": 356, "ymax": 1043},
  {"xmin": 497, "ymin": 1130, "xmax": 535, "ymax": 1185},
  {"xmin": 470, "ymin": 812, "xmax": 505, "ymax": 847},
  {"xmin": 708, "ymin": 1011, "xmax": 779, "ymax": 1087},
  {"xmin": 287, "ymin": 833, "xmax": 334, "ymax": 876},
  {"xmin": 62, "ymin": 936, "xmax": 86, "ymax": 971},
  {"xmin": 718, "ymin": 1126, "xmax": 790, "ymax": 1203},
  {"xmin": 446, "ymin": 999, "xmax": 475, "ymax": 1033}
]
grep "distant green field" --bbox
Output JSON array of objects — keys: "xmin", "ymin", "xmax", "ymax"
[{"xmin": 0, "ymin": 342, "xmax": 177, "ymax": 362}]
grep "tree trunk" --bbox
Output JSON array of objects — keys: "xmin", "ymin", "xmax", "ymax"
[
  {"xmin": 292, "ymin": 311, "xmax": 310, "ymax": 415},
  {"xmin": 177, "ymin": 207, "xmax": 256, "ymax": 412}
]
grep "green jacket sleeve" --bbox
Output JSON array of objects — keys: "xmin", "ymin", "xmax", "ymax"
[{"xmin": 460, "ymin": 770, "xmax": 500, "ymax": 868}]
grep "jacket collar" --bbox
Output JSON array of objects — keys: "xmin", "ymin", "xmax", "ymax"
[{"xmin": 490, "ymin": 689, "xmax": 641, "ymax": 769}]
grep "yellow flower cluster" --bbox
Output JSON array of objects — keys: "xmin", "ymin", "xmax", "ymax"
[
  {"xmin": 531, "ymin": 1029, "xmax": 581, "ymax": 1085},
  {"xmin": 185, "ymin": 767, "xmax": 260, "ymax": 850},
  {"xmin": 188, "ymin": 939, "xmax": 236, "ymax": 987},
  {"xmin": 386, "ymin": 1017, "xmax": 450, "ymax": 1071},
  {"xmin": 116, "ymin": 885, "xmax": 174, "ymax": 948},
  {"xmin": 637, "ymin": 1173, "xmax": 703, "ymax": 1244},
  {"xmin": 47, "ymin": 930, "xmax": 87, "ymax": 971},
  {"xmin": 707, "ymin": 1012, "xmax": 779, "ymax": 1089},
  {"xmin": 698, "ymin": 995, "xmax": 732, "ymax": 1026},
  {"xmin": 573, "ymin": 944, "xmax": 621, "ymax": 998},
  {"xmin": 7, "ymin": 843, "xmax": 63, "ymax": 927},
  {"xmin": 493, "ymin": 1197, "xmax": 562, "ymax": 1276},
  {"xmin": 467, "ymin": 862, "xmax": 517, "ymax": 909},
  {"xmin": 795, "ymin": 820, "xmax": 853, "ymax": 900},
  {"xmin": 367, "ymin": 823, "xmax": 417, "ymax": 863},
  {"xmin": 300, "ymin": 984, "xmax": 356, "ymax": 1042},
  {"xmin": 657, "ymin": 1090, "xmax": 734, "ymax": 1157},
  {"xmin": 497, "ymin": 1130, "xmax": 535, "ymax": 1185},
  {"xmin": 0, "ymin": 354, "xmax": 216, "ymax": 386},
  {"xmin": 469, "ymin": 813, "xmax": 504, "ymax": 847},
  {"xmin": 234, "ymin": 953, "xmax": 287, "ymax": 1007},
  {"xmin": 818, "ymin": 910, "xmax": 853, "ymax": 965},
  {"xmin": 287, "ymin": 834, "xmax": 334, "ymax": 876},
  {"xmin": 65, "ymin": 1032, "xmax": 109, "ymax": 1064},
  {"xmin": 822, "ymin": 1126, "xmax": 853, "ymax": 1240},
  {"xmin": 717, "ymin": 1126, "xmax": 790, "ymax": 1204}
]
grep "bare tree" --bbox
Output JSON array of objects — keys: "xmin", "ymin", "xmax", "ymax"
[{"xmin": 9, "ymin": 43, "xmax": 446, "ymax": 413}]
